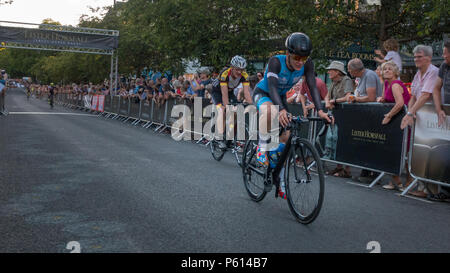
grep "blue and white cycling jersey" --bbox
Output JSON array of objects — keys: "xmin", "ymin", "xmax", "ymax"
[{"xmin": 256, "ymin": 55, "xmax": 305, "ymax": 96}]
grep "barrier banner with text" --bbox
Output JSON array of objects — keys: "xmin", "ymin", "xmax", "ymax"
[
  {"xmin": 91, "ymin": 95, "xmax": 98, "ymax": 111},
  {"xmin": 97, "ymin": 95, "xmax": 105, "ymax": 112},
  {"xmin": 89, "ymin": 95, "xmax": 105, "ymax": 112},
  {"xmin": 411, "ymin": 104, "xmax": 450, "ymax": 183},
  {"xmin": 319, "ymin": 103, "xmax": 406, "ymax": 175}
]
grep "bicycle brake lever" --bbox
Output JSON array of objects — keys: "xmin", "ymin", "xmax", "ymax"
[{"xmin": 323, "ymin": 112, "xmax": 334, "ymax": 125}]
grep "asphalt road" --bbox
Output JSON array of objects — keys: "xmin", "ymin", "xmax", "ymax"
[{"xmin": 1, "ymin": 89, "xmax": 449, "ymax": 253}]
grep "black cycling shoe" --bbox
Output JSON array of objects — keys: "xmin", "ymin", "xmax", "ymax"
[
  {"xmin": 226, "ymin": 140, "xmax": 233, "ymax": 148},
  {"xmin": 263, "ymin": 170, "xmax": 273, "ymax": 192},
  {"xmin": 272, "ymin": 175, "xmax": 281, "ymax": 197},
  {"xmin": 264, "ymin": 182, "xmax": 273, "ymax": 193},
  {"xmin": 218, "ymin": 140, "xmax": 227, "ymax": 150}
]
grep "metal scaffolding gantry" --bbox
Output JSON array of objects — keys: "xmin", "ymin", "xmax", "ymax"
[{"xmin": 0, "ymin": 20, "xmax": 119, "ymax": 91}]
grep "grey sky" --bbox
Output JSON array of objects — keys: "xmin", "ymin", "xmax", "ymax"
[{"xmin": 0, "ymin": 0, "xmax": 115, "ymax": 26}]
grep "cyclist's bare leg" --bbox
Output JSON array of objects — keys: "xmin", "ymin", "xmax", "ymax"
[
  {"xmin": 259, "ymin": 102, "xmax": 292, "ymax": 150},
  {"xmin": 258, "ymin": 101, "xmax": 278, "ymax": 151},
  {"xmin": 216, "ymin": 105, "xmax": 226, "ymax": 140}
]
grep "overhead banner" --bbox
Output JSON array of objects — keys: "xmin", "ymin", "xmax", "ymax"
[
  {"xmin": 411, "ymin": 104, "xmax": 450, "ymax": 183},
  {"xmin": 0, "ymin": 26, "xmax": 118, "ymax": 50},
  {"xmin": 317, "ymin": 103, "xmax": 406, "ymax": 175}
]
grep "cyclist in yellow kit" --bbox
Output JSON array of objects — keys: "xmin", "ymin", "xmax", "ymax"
[{"xmin": 211, "ymin": 55, "xmax": 253, "ymax": 148}]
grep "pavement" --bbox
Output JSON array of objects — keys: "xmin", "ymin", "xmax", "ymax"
[{"xmin": 1, "ymin": 88, "xmax": 449, "ymax": 253}]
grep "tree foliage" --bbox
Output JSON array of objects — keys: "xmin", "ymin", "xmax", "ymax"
[
  {"xmin": 314, "ymin": 0, "xmax": 449, "ymax": 50},
  {"xmin": 0, "ymin": 0, "xmax": 448, "ymax": 82}
]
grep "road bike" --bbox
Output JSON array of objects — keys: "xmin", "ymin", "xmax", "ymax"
[
  {"xmin": 210, "ymin": 101, "xmax": 249, "ymax": 167},
  {"xmin": 242, "ymin": 114, "xmax": 332, "ymax": 224}
]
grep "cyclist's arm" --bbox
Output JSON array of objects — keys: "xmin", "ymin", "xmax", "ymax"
[
  {"xmin": 304, "ymin": 60, "xmax": 333, "ymax": 123},
  {"xmin": 266, "ymin": 57, "xmax": 285, "ymax": 110},
  {"xmin": 220, "ymin": 84, "xmax": 229, "ymax": 105},
  {"xmin": 242, "ymin": 84, "xmax": 251, "ymax": 103},
  {"xmin": 267, "ymin": 57, "xmax": 292, "ymax": 127},
  {"xmin": 303, "ymin": 59, "xmax": 323, "ymax": 112}
]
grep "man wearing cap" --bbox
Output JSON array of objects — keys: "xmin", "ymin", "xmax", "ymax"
[
  {"xmin": 325, "ymin": 61, "xmax": 354, "ymax": 109},
  {"xmin": 324, "ymin": 61, "xmax": 354, "ymax": 178}
]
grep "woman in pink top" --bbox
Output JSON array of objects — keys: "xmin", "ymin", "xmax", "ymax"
[
  {"xmin": 378, "ymin": 61, "xmax": 410, "ymax": 123},
  {"xmin": 377, "ymin": 61, "xmax": 412, "ymax": 190}
]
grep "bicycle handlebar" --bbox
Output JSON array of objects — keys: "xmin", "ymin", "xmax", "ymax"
[
  {"xmin": 288, "ymin": 112, "xmax": 333, "ymax": 125},
  {"xmin": 227, "ymin": 101, "xmax": 250, "ymax": 107}
]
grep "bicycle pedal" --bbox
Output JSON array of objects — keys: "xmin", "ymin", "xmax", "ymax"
[
  {"xmin": 264, "ymin": 183, "xmax": 273, "ymax": 192},
  {"xmin": 264, "ymin": 178, "xmax": 273, "ymax": 192}
]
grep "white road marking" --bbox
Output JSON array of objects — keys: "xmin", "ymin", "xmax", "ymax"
[
  {"xmin": 346, "ymin": 182, "xmax": 434, "ymax": 203},
  {"xmin": 8, "ymin": 112, "xmax": 95, "ymax": 116},
  {"xmin": 395, "ymin": 193, "xmax": 434, "ymax": 204},
  {"xmin": 346, "ymin": 181, "xmax": 371, "ymax": 188}
]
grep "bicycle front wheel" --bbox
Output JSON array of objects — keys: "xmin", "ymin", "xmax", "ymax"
[
  {"xmin": 286, "ymin": 138, "xmax": 324, "ymax": 224},
  {"xmin": 242, "ymin": 140, "xmax": 267, "ymax": 202}
]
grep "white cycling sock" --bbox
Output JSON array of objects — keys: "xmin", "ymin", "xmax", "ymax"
[
  {"xmin": 279, "ymin": 167, "xmax": 286, "ymax": 193},
  {"xmin": 258, "ymin": 132, "xmax": 271, "ymax": 152},
  {"xmin": 279, "ymin": 167, "xmax": 285, "ymax": 182}
]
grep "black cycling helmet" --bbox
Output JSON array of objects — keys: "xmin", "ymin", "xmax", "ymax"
[{"xmin": 285, "ymin": 32, "xmax": 312, "ymax": 56}]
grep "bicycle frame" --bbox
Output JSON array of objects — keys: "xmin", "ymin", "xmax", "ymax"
[
  {"xmin": 269, "ymin": 116, "xmax": 324, "ymax": 185},
  {"xmin": 242, "ymin": 114, "xmax": 327, "ymax": 223},
  {"xmin": 268, "ymin": 118, "xmax": 309, "ymax": 181},
  {"xmin": 210, "ymin": 102, "xmax": 249, "ymax": 165}
]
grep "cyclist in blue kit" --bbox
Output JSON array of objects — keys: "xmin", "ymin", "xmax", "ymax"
[{"xmin": 253, "ymin": 32, "xmax": 333, "ymax": 199}]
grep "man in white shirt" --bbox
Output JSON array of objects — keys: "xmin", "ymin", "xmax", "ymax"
[
  {"xmin": 400, "ymin": 45, "xmax": 439, "ymax": 198},
  {"xmin": 401, "ymin": 45, "xmax": 439, "ymax": 129}
]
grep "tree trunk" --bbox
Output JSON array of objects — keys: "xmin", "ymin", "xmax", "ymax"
[{"xmin": 378, "ymin": 0, "xmax": 388, "ymax": 48}]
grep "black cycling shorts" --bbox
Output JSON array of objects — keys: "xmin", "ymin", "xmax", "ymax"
[
  {"xmin": 252, "ymin": 87, "xmax": 288, "ymax": 112},
  {"xmin": 211, "ymin": 83, "xmax": 238, "ymax": 105}
]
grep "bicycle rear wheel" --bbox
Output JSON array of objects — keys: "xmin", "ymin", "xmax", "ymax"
[
  {"xmin": 285, "ymin": 138, "xmax": 324, "ymax": 224},
  {"xmin": 242, "ymin": 140, "xmax": 267, "ymax": 202},
  {"xmin": 209, "ymin": 123, "xmax": 226, "ymax": 161}
]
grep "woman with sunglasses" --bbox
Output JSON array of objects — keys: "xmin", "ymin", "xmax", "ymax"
[{"xmin": 253, "ymin": 32, "xmax": 333, "ymax": 199}]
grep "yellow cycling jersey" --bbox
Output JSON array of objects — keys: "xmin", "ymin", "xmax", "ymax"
[{"xmin": 219, "ymin": 67, "xmax": 250, "ymax": 91}]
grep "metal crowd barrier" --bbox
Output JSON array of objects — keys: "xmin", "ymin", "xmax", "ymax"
[
  {"xmin": 140, "ymin": 100, "xmax": 152, "ymax": 128},
  {"xmin": 152, "ymin": 100, "xmax": 167, "ymax": 131},
  {"xmin": 103, "ymin": 95, "xmax": 112, "ymax": 118},
  {"xmin": 401, "ymin": 103, "xmax": 450, "ymax": 196},
  {"xmin": 308, "ymin": 102, "xmax": 409, "ymax": 189},
  {"xmin": 129, "ymin": 99, "xmax": 141, "ymax": 125},
  {"xmin": 118, "ymin": 96, "xmax": 131, "ymax": 121},
  {"xmin": 110, "ymin": 96, "xmax": 120, "ymax": 119}
]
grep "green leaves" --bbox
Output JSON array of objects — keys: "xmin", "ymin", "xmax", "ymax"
[{"xmin": 1, "ymin": 0, "xmax": 447, "ymax": 82}]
